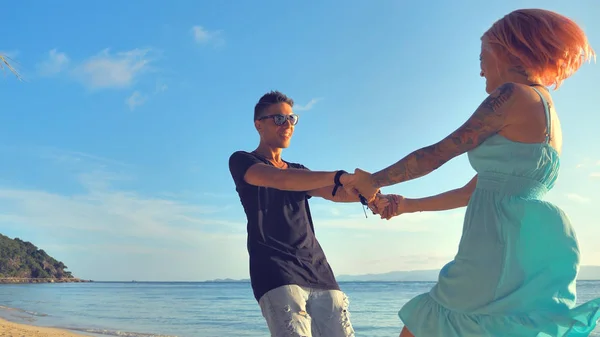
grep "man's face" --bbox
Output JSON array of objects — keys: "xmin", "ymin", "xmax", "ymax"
[{"xmin": 255, "ymin": 102, "xmax": 298, "ymax": 149}]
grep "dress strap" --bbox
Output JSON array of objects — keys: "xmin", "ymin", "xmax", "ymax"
[{"xmin": 530, "ymin": 86, "xmax": 551, "ymax": 143}]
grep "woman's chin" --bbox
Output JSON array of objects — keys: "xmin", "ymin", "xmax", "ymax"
[{"xmin": 485, "ymin": 82, "xmax": 497, "ymax": 94}]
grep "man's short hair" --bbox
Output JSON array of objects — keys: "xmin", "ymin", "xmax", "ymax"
[{"xmin": 254, "ymin": 91, "xmax": 294, "ymax": 120}]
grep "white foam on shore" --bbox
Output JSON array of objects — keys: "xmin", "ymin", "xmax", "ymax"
[
  {"xmin": 62, "ymin": 327, "xmax": 178, "ymax": 337},
  {"xmin": 0, "ymin": 305, "xmax": 174, "ymax": 337}
]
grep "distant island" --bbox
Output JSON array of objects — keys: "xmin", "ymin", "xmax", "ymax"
[
  {"xmin": 335, "ymin": 266, "xmax": 600, "ymax": 282},
  {"xmin": 0, "ymin": 234, "xmax": 92, "ymax": 284},
  {"xmin": 205, "ymin": 266, "xmax": 600, "ymax": 282},
  {"xmin": 205, "ymin": 278, "xmax": 250, "ymax": 283}
]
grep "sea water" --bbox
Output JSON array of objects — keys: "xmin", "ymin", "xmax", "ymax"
[{"xmin": 0, "ymin": 281, "xmax": 599, "ymax": 337}]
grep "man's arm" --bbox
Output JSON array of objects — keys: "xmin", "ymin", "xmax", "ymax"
[
  {"xmin": 243, "ymin": 162, "xmax": 348, "ymax": 191},
  {"xmin": 307, "ymin": 185, "xmax": 362, "ymax": 202}
]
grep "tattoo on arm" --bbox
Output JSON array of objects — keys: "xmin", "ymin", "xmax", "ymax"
[{"xmin": 370, "ymin": 82, "xmax": 516, "ymax": 188}]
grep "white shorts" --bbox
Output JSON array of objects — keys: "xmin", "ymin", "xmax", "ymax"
[{"xmin": 258, "ymin": 284, "xmax": 355, "ymax": 337}]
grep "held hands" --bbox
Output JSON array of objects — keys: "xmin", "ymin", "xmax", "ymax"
[
  {"xmin": 366, "ymin": 193, "xmax": 407, "ymax": 220},
  {"xmin": 338, "ymin": 170, "xmax": 406, "ymax": 220},
  {"xmin": 340, "ymin": 168, "xmax": 380, "ymax": 203}
]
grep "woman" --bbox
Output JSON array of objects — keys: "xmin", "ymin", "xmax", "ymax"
[{"xmin": 347, "ymin": 8, "xmax": 600, "ymax": 337}]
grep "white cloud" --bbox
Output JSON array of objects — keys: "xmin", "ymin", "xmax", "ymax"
[
  {"xmin": 125, "ymin": 91, "xmax": 147, "ymax": 110},
  {"xmin": 192, "ymin": 26, "xmax": 211, "ymax": 42},
  {"xmin": 154, "ymin": 81, "xmax": 168, "ymax": 94},
  {"xmin": 575, "ymin": 158, "xmax": 593, "ymax": 169},
  {"xmin": 566, "ymin": 193, "xmax": 591, "ymax": 203},
  {"xmin": 0, "ymin": 174, "xmax": 235, "ymax": 236},
  {"xmin": 72, "ymin": 48, "xmax": 152, "ymax": 89},
  {"xmin": 0, "ymin": 175, "xmax": 245, "ymax": 281},
  {"xmin": 316, "ymin": 208, "xmax": 464, "ymax": 233},
  {"xmin": 590, "ymin": 172, "xmax": 600, "ymax": 179},
  {"xmin": 345, "ymin": 254, "xmax": 451, "ymax": 273},
  {"xmin": 295, "ymin": 98, "xmax": 322, "ymax": 111},
  {"xmin": 191, "ymin": 26, "xmax": 224, "ymax": 46},
  {"xmin": 0, "ymin": 145, "xmax": 130, "ymax": 173},
  {"xmin": 37, "ymin": 48, "xmax": 70, "ymax": 76},
  {"xmin": 0, "ymin": 148, "xmax": 247, "ymax": 281},
  {"xmin": 34, "ymin": 48, "xmax": 165, "ymax": 108}
]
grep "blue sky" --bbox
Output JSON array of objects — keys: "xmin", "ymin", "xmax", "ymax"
[{"xmin": 1, "ymin": 1, "xmax": 599, "ymax": 282}]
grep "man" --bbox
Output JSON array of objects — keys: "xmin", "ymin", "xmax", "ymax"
[{"xmin": 229, "ymin": 91, "xmax": 380, "ymax": 337}]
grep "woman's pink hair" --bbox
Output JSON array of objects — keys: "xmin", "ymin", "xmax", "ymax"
[{"xmin": 483, "ymin": 8, "xmax": 595, "ymax": 89}]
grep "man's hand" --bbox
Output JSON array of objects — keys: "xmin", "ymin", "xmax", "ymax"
[
  {"xmin": 307, "ymin": 171, "xmax": 362, "ymax": 202},
  {"xmin": 338, "ymin": 171, "xmax": 359, "ymax": 197},
  {"xmin": 342, "ymin": 168, "xmax": 379, "ymax": 203}
]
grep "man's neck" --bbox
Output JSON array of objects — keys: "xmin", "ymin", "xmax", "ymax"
[{"xmin": 253, "ymin": 144, "xmax": 283, "ymax": 163}]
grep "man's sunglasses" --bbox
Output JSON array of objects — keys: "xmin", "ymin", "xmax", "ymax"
[{"xmin": 257, "ymin": 114, "xmax": 299, "ymax": 126}]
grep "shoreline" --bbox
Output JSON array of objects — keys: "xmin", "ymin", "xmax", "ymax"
[
  {"xmin": 0, "ymin": 304, "xmax": 176, "ymax": 337},
  {"xmin": 0, "ymin": 317, "xmax": 89, "ymax": 337},
  {"xmin": 0, "ymin": 278, "xmax": 93, "ymax": 284}
]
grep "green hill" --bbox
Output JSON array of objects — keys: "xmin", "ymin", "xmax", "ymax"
[{"xmin": 0, "ymin": 234, "xmax": 89, "ymax": 283}]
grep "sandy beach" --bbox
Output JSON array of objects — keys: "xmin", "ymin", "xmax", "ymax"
[{"xmin": 0, "ymin": 317, "xmax": 86, "ymax": 337}]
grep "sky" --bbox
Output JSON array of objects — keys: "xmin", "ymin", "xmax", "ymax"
[{"xmin": 1, "ymin": 0, "xmax": 599, "ymax": 282}]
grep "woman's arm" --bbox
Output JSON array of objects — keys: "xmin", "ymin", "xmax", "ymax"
[
  {"xmin": 375, "ymin": 175, "xmax": 478, "ymax": 219},
  {"xmin": 368, "ymin": 83, "xmax": 520, "ymax": 191},
  {"xmin": 403, "ymin": 175, "xmax": 478, "ymax": 213}
]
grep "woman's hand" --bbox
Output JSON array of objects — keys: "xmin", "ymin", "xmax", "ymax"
[
  {"xmin": 367, "ymin": 193, "xmax": 390, "ymax": 215},
  {"xmin": 371, "ymin": 194, "xmax": 407, "ymax": 220}
]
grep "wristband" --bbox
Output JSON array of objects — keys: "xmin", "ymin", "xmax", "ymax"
[{"xmin": 331, "ymin": 170, "xmax": 348, "ymax": 197}]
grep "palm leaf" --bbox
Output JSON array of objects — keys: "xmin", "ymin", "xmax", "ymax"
[{"xmin": 0, "ymin": 54, "xmax": 23, "ymax": 81}]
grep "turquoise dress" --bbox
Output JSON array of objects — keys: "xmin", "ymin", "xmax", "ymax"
[{"xmin": 398, "ymin": 87, "xmax": 600, "ymax": 336}]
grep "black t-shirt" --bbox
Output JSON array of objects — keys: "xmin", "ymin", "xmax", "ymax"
[{"xmin": 228, "ymin": 150, "xmax": 340, "ymax": 301}]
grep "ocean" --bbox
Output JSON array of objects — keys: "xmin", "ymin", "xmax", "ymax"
[{"xmin": 0, "ymin": 281, "xmax": 599, "ymax": 337}]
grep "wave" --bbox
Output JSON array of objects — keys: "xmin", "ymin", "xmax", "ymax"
[
  {"xmin": 0, "ymin": 305, "xmax": 174, "ymax": 337},
  {"xmin": 64, "ymin": 327, "xmax": 178, "ymax": 337},
  {"xmin": 0, "ymin": 304, "xmax": 48, "ymax": 317}
]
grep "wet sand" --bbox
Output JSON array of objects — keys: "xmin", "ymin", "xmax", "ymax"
[{"xmin": 0, "ymin": 317, "xmax": 87, "ymax": 337}]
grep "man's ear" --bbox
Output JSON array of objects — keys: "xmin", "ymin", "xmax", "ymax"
[{"xmin": 254, "ymin": 120, "xmax": 262, "ymax": 133}]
